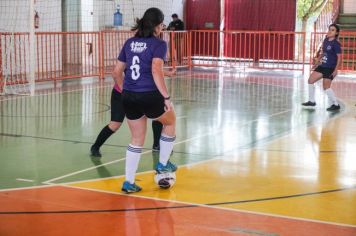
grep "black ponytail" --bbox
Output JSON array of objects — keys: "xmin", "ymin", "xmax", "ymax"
[{"xmin": 132, "ymin": 8, "xmax": 164, "ymax": 38}]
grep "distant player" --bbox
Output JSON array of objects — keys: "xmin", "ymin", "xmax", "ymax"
[
  {"xmin": 113, "ymin": 8, "xmax": 177, "ymax": 193},
  {"xmin": 302, "ymin": 24, "xmax": 342, "ymax": 111}
]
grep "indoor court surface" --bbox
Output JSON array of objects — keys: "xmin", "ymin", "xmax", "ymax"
[{"xmin": 0, "ymin": 68, "xmax": 356, "ymax": 235}]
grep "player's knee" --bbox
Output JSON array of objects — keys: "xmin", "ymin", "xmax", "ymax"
[
  {"xmin": 307, "ymin": 78, "xmax": 314, "ymax": 84},
  {"xmin": 170, "ymin": 115, "xmax": 176, "ymax": 124},
  {"xmin": 131, "ymin": 137, "xmax": 145, "ymax": 146},
  {"xmin": 158, "ymin": 111, "xmax": 176, "ymax": 126},
  {"xmin": 164, "ymin": 117, "xmax": 176, "ymax": 126},
  {"xmin": 109, "ymin": 122, "xmax": 121, "ymax": 132},
  {"xmin": 162, "ymin": 124, "xmax": 176, "ymax": 137}
]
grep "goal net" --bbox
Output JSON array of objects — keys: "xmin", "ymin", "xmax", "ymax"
[
  {"xmin": 0, "ymin": 0, "xmax": 35, "ymax": 95},
  {"xmin": 0, "ymin": 0, "xmax": 183, "ymax": 96}
]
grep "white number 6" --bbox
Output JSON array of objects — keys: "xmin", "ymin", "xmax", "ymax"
[{"xmin": 130, "ymin": 56, "xmax": 140, "ymax": 80}]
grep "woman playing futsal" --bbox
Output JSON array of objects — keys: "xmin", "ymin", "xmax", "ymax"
[
  {"xmin": 113, "ymin": 7, "xmax": 177, "ymax": 193},
  {"xmin": 302, "ymin": 24, "xmax": 342, "ymax": 111}
]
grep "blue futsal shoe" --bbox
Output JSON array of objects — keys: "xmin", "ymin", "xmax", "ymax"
[
  {"xmin": 121, "ymin": 181, "xmax": 142, "ymax": 193},
  {"xmin": 155, "ymin": 160, "xmax": 177, "ymax": 174}
]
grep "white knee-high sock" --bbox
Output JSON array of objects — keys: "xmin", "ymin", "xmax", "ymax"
[
  {"xmin": 325, "ymin": 88, "xmax": 338, "ymax": 105},
  {"xmin": 125, "ymin": 144, "xmax": 142, "ymax": 184},
  {"xmin": 159, "ymin": 135, "xmax": 176, "ymax": 165},
  {"xmin": 308, "ymin": 84, "xmax": 315, "ymax": 102}
]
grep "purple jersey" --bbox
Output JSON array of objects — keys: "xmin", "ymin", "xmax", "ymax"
[
  {"xmin": 320, "ymin": 38, "xmax": 341, "ymax": 68},
  {"xmin": 118, "ymin": 36, "xmax": 167, "ymax": 92}
]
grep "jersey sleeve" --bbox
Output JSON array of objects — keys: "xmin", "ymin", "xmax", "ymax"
[
  {"xmin": 117, "ymin": 41, "xmax": 127, "ymax": 62},
  {"xmin": 152, "ymin": 41, "xmax": 167, "ymax": 61}
]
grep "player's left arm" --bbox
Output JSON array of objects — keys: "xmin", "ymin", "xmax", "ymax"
[
  {"xmin": 332, "ymin": 53, "xmax": 342, "ymax": 77},
  {"xmin": 112, "ymin": 60, "xmax": 126, "ymax": 90},
  {"xmin": 332, "ymin": 42, "xmax": 342, "ymax": 77}
]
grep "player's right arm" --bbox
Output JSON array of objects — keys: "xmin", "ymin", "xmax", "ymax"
[
  {"xmin": 114, "ymin": 40, "xmax": 128, "ymax": 90},
  {"xmin": 112, "ymin": 60, "xmax": 125, "ymax": 90}
]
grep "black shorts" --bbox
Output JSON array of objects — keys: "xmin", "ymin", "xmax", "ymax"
[
  {"xmin": 111, "ymin": 88, "xmax": 125, "ymax": 122},
  {"xmin": 314, "ymin": 66, "xmax": 335, "ymax": 80},
  {"xmin": 122, "ymin": 90, "xmax": 165, "ymax": 120}
]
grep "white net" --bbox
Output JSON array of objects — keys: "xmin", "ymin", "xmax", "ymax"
[
  {"xmin": 0, "ymin": 0, "xmax": 32, "ymax": 95},
  {"xmin": 0, "ymin": 0, "xmax": 184, "ymax": 96}
]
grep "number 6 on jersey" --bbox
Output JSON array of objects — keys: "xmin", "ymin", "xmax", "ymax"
[{"xmin": 130, "ymin": 56, "xmax": 140, "ymax": 80}]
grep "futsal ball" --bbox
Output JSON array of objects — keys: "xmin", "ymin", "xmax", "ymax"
[{"xmin": 154, "ymin": 172, "xmax": 176, "ymax": 189}]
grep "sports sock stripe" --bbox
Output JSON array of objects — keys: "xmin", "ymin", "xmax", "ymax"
[
  {"xmin": 160, "ymin": 135, "xmax": 176, "ymax": 142},
  {"xmin": 127, "ymin": 145, "xmax": 142, "ymax": 153}
]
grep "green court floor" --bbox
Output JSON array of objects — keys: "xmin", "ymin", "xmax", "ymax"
[{"xmin": 0, "ymin": 69, "xmax": 353, "ymax": 189}]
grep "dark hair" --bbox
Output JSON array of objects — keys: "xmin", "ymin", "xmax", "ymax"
[
  {"xmin": 329, "ymin": 23, "xmax": 340, "ymax": 39},
  {"xmin": 171, "ymin": 13, "xmax": 178, "ymax": 18},
  {"xmin": 132, "ymin": 8, "xmax": 164, "ymax": 38}
]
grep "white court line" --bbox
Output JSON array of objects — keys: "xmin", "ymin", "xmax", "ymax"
[
  {"xmin": 1, "ymin": 80, "xmax": 354, "ymax": 227},
  {"xmin": 10, "ymin": 97, "xmax": 350, "ymax": 186},
  {"xmin": 42, "ymin": 158, "xmax": 125, "ymax": 185},
  {"xmin": 2, "ymin": 176, "xmax": 355, "ymax": 228},
  {"xmin": 2, "ymin": 75, "xmax": 350, "ymax": 185},
  {"xmin": 2, "ymin": 108, "xmax": 354, "ymax": 229},
  {"xmin": 42, "ymin": 101, "xmax": 350, "ymax": 187},
  {"xmin": 16, "ymin": 178, "xmax": 34, "ymax": 183},
  {"xmin": 47, "ymin": 102, "xmax": 351, "ymax": 186},
  {"xmin": 3, "ymin": 85, "xmax": 350, "ymax": 185},
  {"xmin": 42, "ymin": 109, "xmax": 293, "ymax": 185},
  {"xmin": 63, "ymin": 184, "xmax": 356, "ymax": 229}
]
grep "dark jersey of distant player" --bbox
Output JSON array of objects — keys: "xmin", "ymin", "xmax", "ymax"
[
  {"xmin": 118, "ymin": 37, "xmax": 167, "ymax": 92},
  {"xmin": 320, "ymin": 37, "xmax": 341, "ymax": 68},
  {"xmin": 167, "ymin": 19, "xmax": 184, "ymax": 31}
]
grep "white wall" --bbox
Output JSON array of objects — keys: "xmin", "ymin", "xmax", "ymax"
[
  {"xmin": 0, "ymin": 0, "xmax": 185, "ymax": 32},
  {"xmin": 0, "ymin": 0, "xmax": 61, "ymax": 32},
  {"xmin": 0, "ymin": 0, "xmax": 29, "ymax": 32},
  {"xmin": 64, "ymin": 0, "xmax": 81, "ymax": 32},
  {"xmin": 94, "ymin": 0, "xmax": 116, "ymax": 30},
  {"xmin": 82, "ymin": 0, "xmax": 94, "ymax": 31},
  {"xmin": 0, "ymin": 0, "xmax": 62, "ymax": 78},
  {"xmin": 37, "ymin": 0, "xmax": 62, "ymax": 32},
  {"xmin": 0, "ymin": 0, "xmax": 185, "ymax": 78},
  {"xmin": 343, "ymin": 0, "xmax": 356, "ymax": 14}
]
